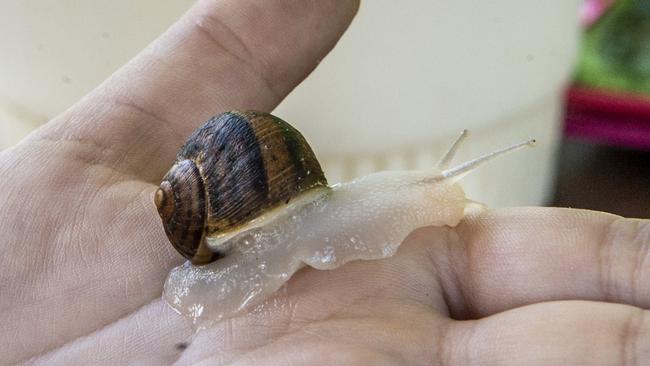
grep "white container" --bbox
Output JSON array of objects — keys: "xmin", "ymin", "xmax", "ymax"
[
  {"xmin": 0, "ymin": 1, "xmax": 582, "ymax": 207},
  {"xmin": 0, "ymin": 0, "xmax": 195, "ymax": 147},
  {"xmin": 275, "ymin": 0, "xmax": 582, "ymax": 206}
]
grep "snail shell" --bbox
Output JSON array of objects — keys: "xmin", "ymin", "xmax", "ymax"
[{"xmin": 155, "ymin": 111, "xmax": 328, "ymax": 265}]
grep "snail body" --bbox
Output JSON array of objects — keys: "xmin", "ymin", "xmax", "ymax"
[{"xmin": 157, "ymin": 111, "xmax": 534, "ymax": 325}]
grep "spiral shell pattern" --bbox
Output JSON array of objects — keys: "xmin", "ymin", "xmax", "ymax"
[{"xmin": 155, "ymin": 110, "xmax": 328, "ymax": 264}]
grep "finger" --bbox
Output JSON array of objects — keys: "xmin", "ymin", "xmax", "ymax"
[
  {"xmin": 30, "ymin": 0, "xmax": 359, "ymax": 182},
  {"xmin": 432, "ymin": 207, "xmax": 650, "ymax": 318},
  {"xmin": 444, "ymin": 300, "xmax": 650, "ymax": 365}
]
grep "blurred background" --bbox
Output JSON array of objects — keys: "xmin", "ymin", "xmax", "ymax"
[{"xmin": 0, "ymin": 0, "xmax": 647, "ymax": 218}]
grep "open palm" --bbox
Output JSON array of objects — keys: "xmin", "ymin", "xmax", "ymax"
[{"xmin": 1, "ymin": 1, "xmax": 648, "ymax": 365}]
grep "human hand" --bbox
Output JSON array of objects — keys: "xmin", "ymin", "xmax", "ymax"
[{"xmin": 1, "ymin": 0, "xmax": 648, "ymax": 364}]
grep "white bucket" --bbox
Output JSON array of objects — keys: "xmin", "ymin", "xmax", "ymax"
[
  {"xmin": 0, "ymin": 0, "xmax": 195, "ymax": 147},
  {"xmin": 275, "ymin": 0, "xmax": 583, "ymax": 207}
]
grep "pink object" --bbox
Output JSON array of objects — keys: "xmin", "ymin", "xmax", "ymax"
[
  {"xmin": 564, "ymin": 86, "xmax": 650, "ymax": 150},
  {"xmin": 580, "ymin": 0, "xmax": 616, "ymax": 27}
]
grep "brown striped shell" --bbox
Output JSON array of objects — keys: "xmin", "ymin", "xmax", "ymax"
[{"xmin": 155, "ymin": 110, "xmax": 328, "ymax": 265}]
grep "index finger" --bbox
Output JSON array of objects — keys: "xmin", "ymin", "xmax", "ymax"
[
  {"xmin": 30, "ymin": 0, "xmax": 359, "ymax": 182},
  {"xmin": 437, "ymin": 207, "xmax": 650, "ymax": 318}
]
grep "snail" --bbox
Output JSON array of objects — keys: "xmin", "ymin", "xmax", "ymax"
[{"xmin": 157, "ymin": 110, "xmax": 535, "ymax": 326}]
